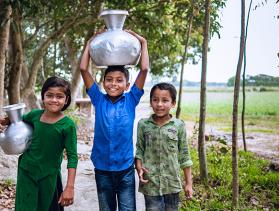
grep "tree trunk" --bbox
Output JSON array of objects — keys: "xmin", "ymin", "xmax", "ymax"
[
  {"xmin": 64, "ymin": 25, "xmax": 99, "ymax": 103},
  {"xmin": 23, "ymin": 91, "xmax": 42, "ymax": 111},
  {"xmin": 20, "ymin": 16, "xmax": 98, "ymax": 101},
  {"xmin": 176, "ymin": 12, "xmax": 193, "ymax": 118},
  {"xmin": 198, "ymin": 0, "xmax": 210, "ymax": 181},
  {"xmin": 0, "ymin": 1, "xmax": 12, "ymax": 111},
  {"xmin": 63, "ymin": 35, "xmax": 80, "ymax": 102},
  {"xmin": 232, "ymin": 0, "xmax": 245, "ymax": 207},
  {"xmin": 8, "ymin": 16, "xmax": 23, "ymax": 104},
  {"xmin": 21, "ymin": 65, "xmax": 39, "ymax": 109},
  {"xmin": 242, "ymin": 0, "xmax": 253, "ymax": 152},
  {"xmin": 70, "ymin": 3, "xmax": 103, "ymax": 101},
  {"xmin": 20, "ymin": 63, "xmax": 29, "ymax": 89}
]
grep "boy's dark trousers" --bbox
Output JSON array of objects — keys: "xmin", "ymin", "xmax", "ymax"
[{"xmin": 94, "ymin": 164, "xmax": 136, "ymax": 211}]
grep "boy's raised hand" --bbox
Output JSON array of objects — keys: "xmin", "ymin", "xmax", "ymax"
[
  {"xmin": 125, "ymin": 29, "xmax": 149, "ymax": 90},
  {"xmin": 80, "ymin": 28, "xmax": 106, "ymax": 89},
  {"xmin": 125, "ymin": 29, "xmax": 146, "ymax": 44}
]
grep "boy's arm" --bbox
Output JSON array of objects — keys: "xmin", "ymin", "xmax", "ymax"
[
  {"xmin": 80, "ymin": 39, "xmax": 95, "ymax": 89},
  {"xmin": 80, "ymin": 29, "xmax": 105, "ymax": 89},
  {"xmin": 125, "ymin": 30, "xmax": 149, "ymax": 90},
  {"xmin": 135, "ymin": 158, "xmax": 149, "ymax": 184},
  {"xmin": 183, "ymin": 167, "xmax": 193, "ymax": 199},
  {"xmin": 135, "ymin": 121, "xmax": 149, "ymax": 183},
  {"xmin": 178, "ymin": 121, "xmax": 193, "ymax": 199}
]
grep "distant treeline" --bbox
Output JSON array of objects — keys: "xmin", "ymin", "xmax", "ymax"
[
  {"xmin": 146, "ymin": 74, "xmax": 279, "ymax": 88},
  {"xmin": 227, "ymin": 74, "xmax": 279, "ymax": 87}
]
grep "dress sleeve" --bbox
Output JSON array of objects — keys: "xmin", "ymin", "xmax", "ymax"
[
  {"xmin": 86, "ymin": 82, "xmax": 103, "ymax": 107},
  {"xmin": 135, "ymin": 120, "xmax": 145, "ymax": 161},
  {"xmin": 22, "ymin": 109, "xmax": 40, "ymax": 126},
  {"xmin": 64, "ymin": 119, "xmax": 78, "ymax": 169},
  {"xmin": 178, "ymin": 120, "xmax": 193, "ymax": 169}
]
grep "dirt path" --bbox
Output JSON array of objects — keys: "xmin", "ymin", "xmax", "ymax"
[{"xmin": 199, "ymin": 126, "xmax": 279, "ymax": 161}]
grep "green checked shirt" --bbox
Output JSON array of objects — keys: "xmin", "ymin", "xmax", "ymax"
[{"xmin": 135, "ymin": 115, "xmax": 193, "ymax": 196}]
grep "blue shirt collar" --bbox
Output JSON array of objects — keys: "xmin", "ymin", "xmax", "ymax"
[{"xmin": 105, "ymin": 93, "xmax": 126, "ymax": 104}]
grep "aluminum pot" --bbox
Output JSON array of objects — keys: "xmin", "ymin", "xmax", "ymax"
[
  {"xmin": 0, "ymin": 103, "xmax": 33, "ymax": 155},
  {"xmin": 89, "ymin": 9, "xmax": 141, "ymax": 67}
]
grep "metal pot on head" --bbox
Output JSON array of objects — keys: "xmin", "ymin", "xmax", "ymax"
[
  {"xmin": 0, "ymin": 103, "xmax": 33, "ymax": 155},
  {"xmin": 89, "ymin": 9, "xmax": 141, "ymax": 67}
]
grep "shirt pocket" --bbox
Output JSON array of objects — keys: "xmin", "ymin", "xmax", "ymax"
[
  {"xmin": 114, "ymin": 109, "xmax": 129, "ymax": 118},
  {"xmin": 114, "ymin": 100, "xmax": 129, "ymax": 118},
  {"xmin": 166, "ymin": 128, "xmax": 178, "ymax": 152},
  {"xmin": 114, "ymin": 107, "xmax": 129, "ymax": 125}
]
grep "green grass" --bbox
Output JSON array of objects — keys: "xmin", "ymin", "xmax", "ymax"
[
  {"xmin": 179, "ymin": 90, "xmax": 279, "ymax": 134},
  {"xmin": 1, "ymin": 178, "xmax": 14, "ymax": 188},
  {"xmin": 179, "ymin": 143, "xmax": 279, "ymax": 210}
]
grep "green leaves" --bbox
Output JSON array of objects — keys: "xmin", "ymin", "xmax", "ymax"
[{"xmin": 11, "ymin": 0, "xmax": 227, "ymax": 90}]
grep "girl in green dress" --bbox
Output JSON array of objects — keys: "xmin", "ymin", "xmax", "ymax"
[{"xmin": 1, "ymin": 76, "xmax": 78, "ymax": 211}]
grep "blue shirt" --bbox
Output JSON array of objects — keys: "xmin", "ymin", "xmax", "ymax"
[{"xmin": 87, "ymin": 83, "xmax": 144, "ymax": 171}]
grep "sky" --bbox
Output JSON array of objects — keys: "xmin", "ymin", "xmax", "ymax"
[{"xmin": 182, "ymin": 0, "xmax": 279, "ymax": 83}]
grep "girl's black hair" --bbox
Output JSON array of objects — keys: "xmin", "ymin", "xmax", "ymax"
[
  {"xmin": 150, "ymin": 82, "xmax": 177, "ymax": 102},
  {"xmin": 104, "ymin": 65, "xmax": 130, "ymax": 81},
  {"xmin": 41, "ymin": 76, "xmax": 71, "ymax": 111}
]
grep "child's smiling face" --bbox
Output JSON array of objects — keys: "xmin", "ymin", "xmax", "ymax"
[
  {"xmin": 103, "ymin": 70, "xmax": 130, "ymax": 102},
  {"xmin": 150, "ymin": 88, "xmax": 176, "ymax": 118},
  {"xmin": 43, "ymin": 87, "xmax": 68, "ymax": 113}
]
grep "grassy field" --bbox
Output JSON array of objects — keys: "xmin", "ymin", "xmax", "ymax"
[
  {"xmin": 180, "ymin": 143, "xmax": 279, "ymax": 210},
  {"xmin": 177, "ymin": 88, "xmax": 279, "ymax": 209},
  {"xmin": 179, "ymin": 88, "xmax": 279, "ymax": 134}
]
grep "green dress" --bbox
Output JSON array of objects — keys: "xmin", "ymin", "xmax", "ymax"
[{"xmin": 15, "ymin": 109, "xmax": 78, "ymax": 211}]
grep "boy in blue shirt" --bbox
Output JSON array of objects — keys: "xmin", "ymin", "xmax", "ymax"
[{"xmin": 80, "ymin": 29, "xmax": 149, "ymax": 210}]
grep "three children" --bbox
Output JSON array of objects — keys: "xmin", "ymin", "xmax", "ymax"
[{"xmin": 0, "ymin": 29, "xmax": 193, "ymax": 211}]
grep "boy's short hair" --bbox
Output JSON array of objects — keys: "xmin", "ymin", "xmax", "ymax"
[
  {"xmin": 41, "ymin": 76, "xmax": 72, "ymax": 111},
  {"xmin": 150, "ymin": 82, "xmax": 177, "ymax": 103},
  {"xmin": 104, "ymin": 65, "xmax": 129, "ymax": 82}
]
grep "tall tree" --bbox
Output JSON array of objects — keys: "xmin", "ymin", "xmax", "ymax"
[
  {"xmin": 176, "ymin": 1, "xmax": 194, "ymax": 118},
  {"xmin": 8, "ymin": 6, "xmax": 24, "ymax": 104},
  {"xmin": 5, "ymin": 0, "xmax": 102, "ymax": 107},
  {"xmin": 0, "ymin": 1, "xmax": 12, "ymax": 110},
  {"xmin": 198, "ymin": 0, "xmax": 210, "ymax": 181},
  {"xmin": 242, "ymin": 0, "xmax": 253, "ymax": 152},
  {"xmin": 232, "ymin": 0, "xmax": 245, "ymax": 207}
]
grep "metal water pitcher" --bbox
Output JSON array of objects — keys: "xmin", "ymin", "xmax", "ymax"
[
  {"xmin": 89, "ymin": 9, "xmax": 141, "ymax": 67},
  {"xmin": 0, "ymin": 103, "xmax": 33, "ymax": 155}
]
